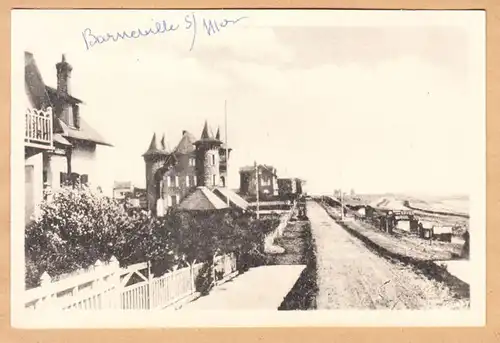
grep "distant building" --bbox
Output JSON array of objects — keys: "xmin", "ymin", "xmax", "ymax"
[
  {"xmin": 239, "ymin": 164, "xmax": 278, "ymax": 199},
  {"xmin": 144, "ymin": 121, "xmax": 248, "ymax": 215},
  {"xmin": 113, "ymin": 181, "xmax": 134, "ymax": 200},
  {"xmin": 113, "ymin": 181, "xmax": 147, "ymax": 208},
  {"xmin": 278, "ymin": 177, "xmax": 304, "ymax": 200}
]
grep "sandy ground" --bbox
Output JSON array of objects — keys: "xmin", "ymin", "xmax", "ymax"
[{"xmin": 308, "ymin": 201, "xmax": 469, "ymax": 310}]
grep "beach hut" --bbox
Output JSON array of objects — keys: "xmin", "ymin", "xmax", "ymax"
[{"xmin": 433, "ymin": 226, "xmax": 453, "ymax": 242}]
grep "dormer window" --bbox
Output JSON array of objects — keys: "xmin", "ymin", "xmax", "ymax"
[
  {"xmin": 73, "ymin": 105, "xmax": 80, "ymax": 129},
  {"xmin": 65, "ymin": 105, "xmax": 74, "ymax": 127}
]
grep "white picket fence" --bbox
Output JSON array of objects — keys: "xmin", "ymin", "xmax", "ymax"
[{"xmin": 25, "ymin": 253, "xmax": 237, "ymax": 311}]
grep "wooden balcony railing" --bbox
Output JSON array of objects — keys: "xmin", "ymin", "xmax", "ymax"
[{"xmin": 25, "ymin": 107, "xmax": 53, "ymax": 150}]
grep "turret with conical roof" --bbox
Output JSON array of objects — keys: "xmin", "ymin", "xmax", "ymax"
[
  {"xmin": 195, "ymin": 120, "xmax": 222, "ymax": 188},
  {"xmin": 143, "ymin": 132, "xmax": 170, "ymax": 213}
]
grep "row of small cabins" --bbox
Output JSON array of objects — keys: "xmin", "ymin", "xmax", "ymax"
[{"xmin": 322, "ymin": 196, "xmax": 459, "ymax": 243}]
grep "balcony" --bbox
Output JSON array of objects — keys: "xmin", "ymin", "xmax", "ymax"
[{"xmin": 25, "ymin": 107, "xmax": 53, "ymax": 150}]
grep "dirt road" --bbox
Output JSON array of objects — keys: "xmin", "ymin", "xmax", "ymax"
[{"xmin": 308, "ymin": 201, "xmax": 469, "ymax": 310}]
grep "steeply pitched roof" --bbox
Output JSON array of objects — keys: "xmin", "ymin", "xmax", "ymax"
[
  {"xmin": 58, "ymin": 117, "xmax": 113, "ymax": 146},
  {"xmin": 195, "ymin": 120, "xmax": 222, "ymax": 146},
  {"xmin": 201, "ymin": 120, "xmax": 215, "ymax": 140},
  {"xmin": 143, "ymin": 132, "xmax": 169, "ymax": 157},
  {"xmin": 213, "ymin": 187, "xmax": 249, "ymax": 210},
  {"xmin": 215, "ymin": 127, "xmax": 232, "ymax": 151},
  {"xmin": 25, "ymin": 51, "xmax": 111, "ymax": 147},
  {"xmin": 178, "ymin": 186, "xmax": 229, "ymax": 211},
  {"xmin": 25, "ymin": 52, "xmax": 52, "ymax": 110},
  {"xmin": 174, "ymin": 130, "xmax": 197, "ymax": 154}
]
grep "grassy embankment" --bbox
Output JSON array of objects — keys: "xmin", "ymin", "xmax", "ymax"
[{"xmin": 264, "ymin": 218, "xmax": 318, "ymax": 310}]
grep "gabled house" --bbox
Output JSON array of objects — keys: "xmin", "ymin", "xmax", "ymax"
[
  {"xmin": 24, "ymin": 52, "xmax": 112, "ymax": 223},
  {"xmin": 239, "ymin": 164, "xmax": 279, "ymax": 200}
]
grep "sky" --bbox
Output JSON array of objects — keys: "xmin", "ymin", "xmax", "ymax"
[{"xmin": 13, "ymin": 10, "xmax": 485, "ymax": 196}]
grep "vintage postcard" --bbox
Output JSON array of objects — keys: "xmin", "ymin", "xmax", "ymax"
[{"xmin": 11, "ymin": 9, "xmax": 485, "ymax": 328}]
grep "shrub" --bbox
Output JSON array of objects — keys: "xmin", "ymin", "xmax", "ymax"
[
  {"xmin": 25, "ymin": 185, "xmax": 179, "ymax": 288},
  {"xmin": 25, "ymin": 185, "xmax": 282, "ymax": 289}
]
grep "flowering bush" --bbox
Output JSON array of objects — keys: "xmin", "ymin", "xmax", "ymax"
[
  {"xmin": 25, "ymin": 185, "xmax": 178, "ymax": 288},
  {"xmin": 25, "ymin": 185, "xmax": 282, "ymax": 289}
]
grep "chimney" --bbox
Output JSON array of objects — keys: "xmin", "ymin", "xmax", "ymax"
[{"xmin": 56, "ymin": 54, "xmax": 73, "ymax": 95}]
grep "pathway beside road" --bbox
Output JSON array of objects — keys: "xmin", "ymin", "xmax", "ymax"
[
  {"xmin": 307, "ymin": 201, "xmax": 469, "ymax": 310},
  {"xmin": 178, "ymin": 265, "xmax": 305, "ymax": 310}
]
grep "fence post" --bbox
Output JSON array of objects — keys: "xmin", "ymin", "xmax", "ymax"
[
  {"xmin": 39, "ymin": 271, "xmax": 52, "ymax": 309},
  {"xmin": 190, "ymin": 260, "xmax": 196, "ymax": 293},
  {"xmin": 147, "ymin": 261, "xmax": 153, "ymax": 310},
  {"xmin": 109, "ymin": 256, "xmax": 120, "ymax": 309}
]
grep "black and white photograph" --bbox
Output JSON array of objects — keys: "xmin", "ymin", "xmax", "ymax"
[{"xmin": 11, "ymin": 9, "xmax": 485, "ymax": 327}]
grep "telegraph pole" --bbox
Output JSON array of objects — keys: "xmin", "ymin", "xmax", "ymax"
[
  {"xmin": 224, "ymin": 100, "xmax": 230, "ymax": 206},
  {"xmin": 255, "ymin": 160, "xmax": 260, "ymax": 219}
]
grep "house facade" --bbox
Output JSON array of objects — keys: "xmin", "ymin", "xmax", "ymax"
[
  {"xmin": 24, "ymin": 52, "xmax": 112, "ymax": 223},
  {"xmin": 239, "ymin": 164, "xmax": 279, "ymax": 199},
  {"xmin": 278, "ymin": 177, "xmax": 304, "ymax": 200},
  {"xmin": 144, "ymin": 121, "xmax": 246, "ymax": 215}
]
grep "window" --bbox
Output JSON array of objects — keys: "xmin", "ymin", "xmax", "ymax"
[
  {"xmin": 171, "ymin": 195, "xmax": 178, "ymax": 206},
  {"xmin": 194, "ymin": 175, "xmax": 197, "ymax": 186},
  {"xmin": 73, "ymin": 105, "xmax": 80, "ymax": 129},
  {"xmin": 213, "ymin": 174, "xmax": 216, "ymax": 186},
  {"xmin": 186, "ymin": 175, "xmax": 190, "ymax": 187},
  {"xmin": 189, "ymin": 158, "xmax": 196, "ymax": 167},
  {"xmin": 175, "ymin": 176, "xmax": 179, "ymax": 187},
  {"xmin": 66, "ymin": 105, "xmax": 74, "ymax": 127},
  {"xmin": 166, "ymin": 176, "xmax": 171, "ymax": 187},
  {"xmin": 211, "ymin": 154, "xmax": 216, "ymax": 165}
]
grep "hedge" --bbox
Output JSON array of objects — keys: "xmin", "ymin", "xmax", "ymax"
[{"xmin": 25, "ymin": 185, "xmax": 280, "ymax": 289}]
